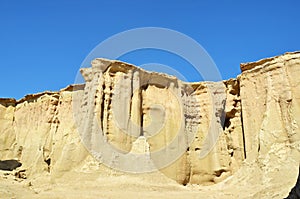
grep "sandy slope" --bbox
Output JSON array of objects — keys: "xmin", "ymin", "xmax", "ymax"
[{"xmin": 0, "ymin": 160, "xmax": 297, "ymax": 199}]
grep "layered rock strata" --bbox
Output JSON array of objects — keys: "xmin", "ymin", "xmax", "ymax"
[{"xmin": 0, "ymin": 52, "xmax": 299, "ymax": 191}]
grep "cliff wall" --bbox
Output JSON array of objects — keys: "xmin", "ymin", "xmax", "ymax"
[{"xmin": 0, "ymin": 52, "xmax": 300, "ymax": 196}]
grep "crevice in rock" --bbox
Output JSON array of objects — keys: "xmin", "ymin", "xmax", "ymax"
[
  {"xmin": 139, "ymin": 88, "xmax": 144, "ymax": 136},
  {"xmin": 223, "ymin": 117, "xmax": 231, "ymax": 130},
  {"xmin": 240, "ymin": 102, "xmax": 247, "ymax": 159},
  {"xmin": 140, "ymin": 84, "xmax": 149, "ymax": 136},
  {"xmin": 0, "ymin": 159, "xmax": 22, "ymax": 171},
  {"xmin": 214, "ymin": 168, "xmax": 227, "ymax": 177},
  {"xmin": 44, "ymin": 158, "xmax": 51, "ymax": 172},
  {"xmin": 233, "ymin": 78, "xmax": 247, "ymax": 160},
  {"xmin": 15, "ymin": 169, "xmax": 26, "ymax": 179},
  {"xmin": 128, "ymin": 72, "xmax": 134, "ymax": 131},
  {"xmin": 223, "ymin": 79, "xmax": 247, "ymax": 160},
  {"xmin": 100, "ymin": 84, "xmax": 105, "ymax": 132}
]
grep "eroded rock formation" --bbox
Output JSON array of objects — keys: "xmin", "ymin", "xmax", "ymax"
[{"xmin": 0, "ymin": 51, "xmax": 300, "ymax": 198}]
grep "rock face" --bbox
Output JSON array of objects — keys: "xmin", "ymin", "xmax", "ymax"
[
  {"xmin": 0, "ymin": 52, "xmax": 300, "ymax": 197},
  {"xmin": 73, "ymin": 58, "xmax": 246, "ymax": 184}
]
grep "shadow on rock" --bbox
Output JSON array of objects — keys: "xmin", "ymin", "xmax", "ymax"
[
  {"xmin": 0, "ymin": 159, "xmax": 22, "ymax": 171},
  {"xmin": 285, "ymin": 166, "xmax": 300, "ymax": 199}
]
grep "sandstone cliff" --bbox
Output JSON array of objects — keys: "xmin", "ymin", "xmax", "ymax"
[{"xmin": 0, "ymin": 52, "xmax": 300, "ymax": 198}]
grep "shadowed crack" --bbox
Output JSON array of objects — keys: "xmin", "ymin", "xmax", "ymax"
[{"xmin": 0, "ymin": 160, "xmax": 22, "ymax": 171}]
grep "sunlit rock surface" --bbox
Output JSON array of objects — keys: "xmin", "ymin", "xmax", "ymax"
[{"xmin": 0, "ymin": 51, "xmax": 299, "ymax": 198}]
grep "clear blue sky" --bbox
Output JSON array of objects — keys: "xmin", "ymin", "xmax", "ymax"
[{"xmin": 1, "ymin": 0, "xmax": 299, "ymax": 99}]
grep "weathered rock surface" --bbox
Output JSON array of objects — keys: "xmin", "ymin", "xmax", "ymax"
[
  {"xmin": 0, "ymin": 51, "xmax": 300, "ymax": 198},
  {"xmin": 285, "ymin": 166, "xmax": 300, "ymax": 199},
  {"xmin": 74, "ymin": 59, "xmax": 245, "ymax": 185}
]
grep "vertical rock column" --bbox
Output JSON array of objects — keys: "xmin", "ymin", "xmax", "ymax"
[{"xmin": 239, "ymin": 52, "xmax": 300, "ymax": 188}]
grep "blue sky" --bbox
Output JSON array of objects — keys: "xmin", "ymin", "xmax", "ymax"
[{"xmin": 1, "ymin": 0, "xmax": 299, "ymax": 99}]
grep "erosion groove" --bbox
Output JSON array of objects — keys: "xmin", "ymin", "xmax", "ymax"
[{"xmin": 0, "ymin": 51, "xmax": 300, "ymax": 198}]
